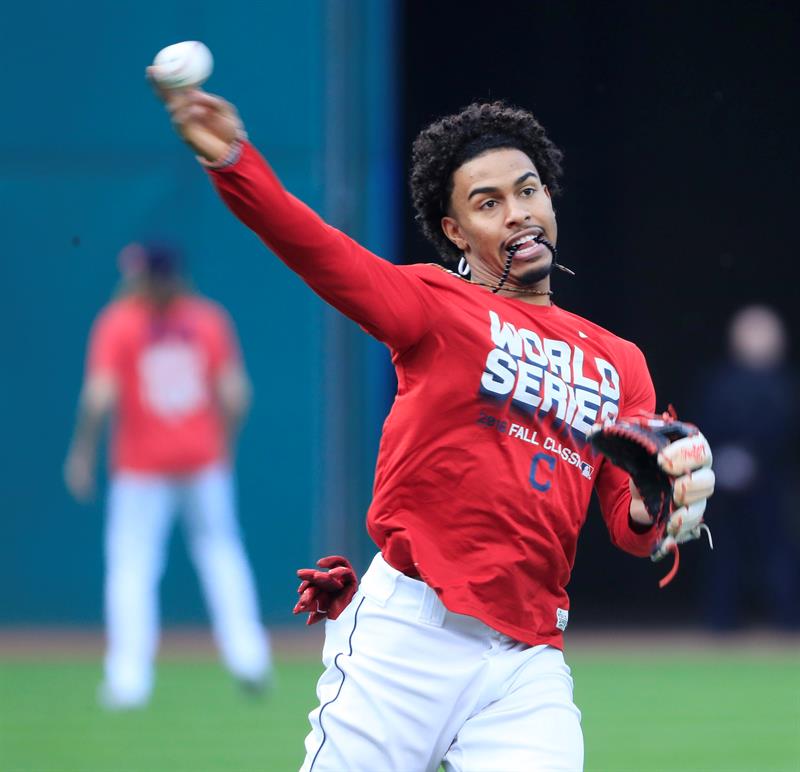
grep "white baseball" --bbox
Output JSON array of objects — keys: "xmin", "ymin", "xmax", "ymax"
[{"xmin": 151, "ymin": 41, "xmax": 213, "ymax": 89}]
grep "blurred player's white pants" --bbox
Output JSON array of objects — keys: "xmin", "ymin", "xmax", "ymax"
[
  {"xmin": 102, "ymin": 462, "xmax": 270, "ymax": 707},
  {"xmin": 302, "ymin": 553, "xmax": 583, "ymax": 772}
]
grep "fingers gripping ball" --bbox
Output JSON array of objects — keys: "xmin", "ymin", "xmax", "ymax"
[
  {"xmin": 152, "ymin": 41, "xmax": 213, "ymax": 89},
  {"xmin": 588, "ymin": 410, "xmax": 715, "ymax": 586},
  {"xmin": 293, "ymin": 555, "xmax": 358, "ymax": 625}
]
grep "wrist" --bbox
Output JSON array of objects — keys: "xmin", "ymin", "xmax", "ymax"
[
  {"xmin": 629, "ymin": 494, "xmax": 652, "ymax": 525},
  {"xmin": 198, "ymin": 134, "xmax": 246, "ymax": 169},
  {"xmin": 628, "ymin": 512, "xmax": 654, "ymax": 533}
]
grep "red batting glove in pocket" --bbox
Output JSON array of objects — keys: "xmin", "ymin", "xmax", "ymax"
[{"xmin": 292, "ymin": 555, "xmax": 358, "ymax": 625}]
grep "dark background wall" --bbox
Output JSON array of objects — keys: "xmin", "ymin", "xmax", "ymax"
[{"xmin": 401, "ymin": 0, "xmax": 799, "ymax": 622}]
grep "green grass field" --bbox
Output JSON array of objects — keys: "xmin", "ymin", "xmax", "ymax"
[{"xmin": 1, "ymin": 649, "xmax": 798, "ymax": 772}]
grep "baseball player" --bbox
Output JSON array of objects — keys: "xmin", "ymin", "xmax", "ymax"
[
  {"xmin": 150, "ymin": 82, "xmax": 715, "ymax": 770},
  {"xmin": 64, "ymin": 242, "xmax": 270, "ymax": 709}
]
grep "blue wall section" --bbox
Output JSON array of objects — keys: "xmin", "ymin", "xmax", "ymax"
[{"xmin": 0, "ymin": 1, "xmax": 395, "ymax": 624}]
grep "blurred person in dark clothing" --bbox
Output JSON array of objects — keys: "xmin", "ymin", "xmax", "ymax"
[{"xmin": 697, "ymin": 305, "xmax": 799, "ymax": 630}]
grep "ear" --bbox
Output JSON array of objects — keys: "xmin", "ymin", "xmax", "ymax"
[
  {"xmin": 543, "ymin": 185, "xmax": 556, "ymax": 217},
  {"xmin": 441, "ymin": 216, "xmax": 468, "ymax": 252}
]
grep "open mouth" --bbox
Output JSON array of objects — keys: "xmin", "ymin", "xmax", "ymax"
[{"xmin": 505, "ymin": 228, "xmax": 550, "ymax": 259}]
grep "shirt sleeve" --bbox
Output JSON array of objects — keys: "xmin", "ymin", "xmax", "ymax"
[
  {"xmin": 86, "ymin": 307, "xmax": 125, "ymax": 379},
  {"xmin": 207, "ymin": 141, "xmax": 442, "ymax": 353},
  {"xmin": 593, "ymin": 342, "xmax": 660, "ymax": 557}
]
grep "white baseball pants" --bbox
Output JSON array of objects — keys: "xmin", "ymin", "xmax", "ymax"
[
  {"xmin": 103, "ymin": 463, "xmax": 270, "ymax": 706},
  {"xmin": 301, "ymin": 553, "xmax": 583, "ymax": 772}
]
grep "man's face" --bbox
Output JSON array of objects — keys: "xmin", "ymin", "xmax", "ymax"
[
  {"xmin": 441, "ymin": 147, "xmax": 557, "ymax": 288},
  {"xmin": 142, "ymin": 274, "xmax": 181, "ymax": 307}
]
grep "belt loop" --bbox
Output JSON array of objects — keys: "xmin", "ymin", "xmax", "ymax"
[{"xmin": 418, "ymin": 585, "xmax": 446, "ymax": 627}]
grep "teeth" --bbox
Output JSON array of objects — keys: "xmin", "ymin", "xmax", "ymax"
[{"xmin": 510, "ymin": 232, "xmax": 542, "ymax": 248}]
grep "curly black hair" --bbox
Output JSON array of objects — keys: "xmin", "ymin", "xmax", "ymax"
[{"xmin": 410, "ymin": 101, "xmax": 564, "ymax": 265}]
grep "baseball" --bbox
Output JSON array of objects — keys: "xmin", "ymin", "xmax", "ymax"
[{"xmin": 151, "ymin": 41, "xmax": 213, "ymax": 89}]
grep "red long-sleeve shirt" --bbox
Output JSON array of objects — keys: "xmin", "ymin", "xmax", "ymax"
[{"xmin": 209, "ymin": 142, "xmax": 658, "ymax": 648}]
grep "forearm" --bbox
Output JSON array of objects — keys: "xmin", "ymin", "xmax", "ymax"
[
  {"xmin": 220, "ymin": 392, "xmax": 248, "ymax": 428},
  {"xmin": 216, "ymin": 369, "xmax": 251, "ymax": 441},
  {"xmin": 64, "ymin": 398, "xmax": 109, "ymax": 500},
  {"xmin": 209, "ymin": 143, "xmax": 339, "ymax": 271},
  {"xmin": 629, "ymin": 481, "xmax": 654, "ymax": 527},
  {"xmin": 68, "ymin": 405, "xmax": 106, "ymax": 460},
  {"xmin": 221, "ymin": 412, "xmax": 243, "ymax": 443},
  {"xmin": 596, "ymin": 465, "xmax": 658, "ymax": 557},
  {"xmin": 68, "ymin": 375, "xmax": 116, "ymax": 458}
]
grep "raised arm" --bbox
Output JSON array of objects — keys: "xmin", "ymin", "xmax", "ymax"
[{"xmin": 149, "ymin": 82, "xmax": 441, "ymax": 352}]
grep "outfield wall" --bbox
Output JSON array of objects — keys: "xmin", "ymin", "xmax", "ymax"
[{"xmin": 0, "ymin": 0, "xmax": 397, "ymax": 624}]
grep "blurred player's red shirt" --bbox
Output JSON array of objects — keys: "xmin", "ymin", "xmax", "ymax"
[
  {"xmin": 208, "ymin": 142, "xmax": 659, "ymax": 648},
  {"xmin": 87, "ymin": 295, "xmax": 237, "ymax": 473}
]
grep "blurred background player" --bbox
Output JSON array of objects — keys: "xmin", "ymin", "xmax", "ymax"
[
  {"xmin": 696, "ymin": 305, "xmax": 800, "ymax": 631},
  {"xmin": 64, "ymin": 241, "xmax": 271, "ymax": 708}
]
